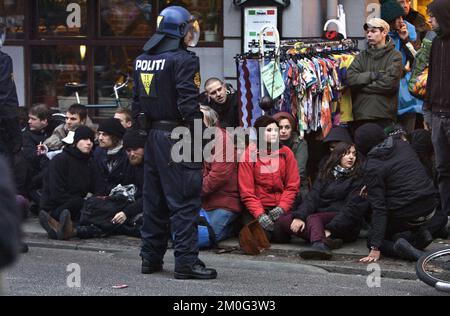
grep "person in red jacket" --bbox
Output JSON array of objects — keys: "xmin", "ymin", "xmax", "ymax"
[
  {"xmin": 200, "ymin": 106, "xmax": 242, "ymax": 242},
  {"xmin": 238, "ymin": 116, "xmax": 300, "ymax": 242}
]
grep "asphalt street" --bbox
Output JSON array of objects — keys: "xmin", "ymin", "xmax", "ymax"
[{"xmin": 3, "ymin": 243, "xmax": 448, "ymax": 297}]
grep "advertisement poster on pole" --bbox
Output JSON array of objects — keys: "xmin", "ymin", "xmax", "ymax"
[{"xmin": 243, "ymin": 6, "xmax": 278, "ymax": 52}]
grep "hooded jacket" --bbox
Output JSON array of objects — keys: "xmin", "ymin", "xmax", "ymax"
[
  {"xmin": 202, "ymin": 128, "xmax": 242, "ymax": 213},
  {"xmin": 293, "ymin": 173, "xmax": 369, "ymax": 242},
  {"xmin": 363, "ymin": 137, "xmax": 436, "ymax": 248},
  {"xmin": 347, "ymin": 38, "xmax": 403, "ymax": 121},
  {"xmin": 238, "ymin": 144, "xmax": 300, "ymax": 219},
  {"xmin": 424, "ymin": 0, "xmax": 450, "ymax": 114},
  {"xmin": 40, "ymin": 146, "xmax": 98, "ymax": 211}
]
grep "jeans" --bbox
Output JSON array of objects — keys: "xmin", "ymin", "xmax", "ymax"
[
  {"xmin": 205, "ymin": 209, "xmax": 239, "ymax": 242},
  {"xmin": 432, "ymin": 115, "xmax": 450, "ymax": 216}
]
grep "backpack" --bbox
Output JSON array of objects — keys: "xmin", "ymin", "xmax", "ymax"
[{"xmin": 79, "ymin": 195, "xmax": 130, "ymax": 234}]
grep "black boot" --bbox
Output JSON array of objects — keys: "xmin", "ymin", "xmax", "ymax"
[
  {"xmin": 141, "ymin": 259, "xmax": 163, "ymax": 274},
  {"xmin": 174, "ymin": 260, "xmax": 217, "ymax": 280},
  {"xmin": 393, "ymin": 238, "xmax": 424, "ymax": 261},
  {"xmin": 412, "ymin": 227, "xmax": 433, "ymax": 250},
  {"xmin": 299, "ymin": 242, "xmax": 332, "ymax": 260}
]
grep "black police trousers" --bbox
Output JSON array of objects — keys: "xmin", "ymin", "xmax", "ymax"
[{"xmin": 140, "ymin": 129, "xmax": 202, "ymax": 270}]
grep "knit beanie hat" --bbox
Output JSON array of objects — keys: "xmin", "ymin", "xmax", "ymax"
[
  {"xmin": 380, "ymin": 0, "xmax": 406, "ymax": 23},
  {"xmin": 123, "ymin": 129, "xmax": 147, "ymax": 149},
  {"xmin": 323, "ymin": 126, "xmax": 353, "ymax": 145},
  {"xmin": 272, "ymin": 112, "xmax": 296, "ymax": 130},
  {"xmin": 73, "ymin": 125, "xmax": 95, "ymax": 144},
  {"xmin": 354, "ymin": 123, "xmax": 387, "ymax": 155},
  {"xmin": 98, "ymin": 118, "xmax": 126, "ymax": 138}
]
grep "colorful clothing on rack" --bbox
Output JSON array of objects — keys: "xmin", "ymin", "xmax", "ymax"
[{"xmin": 237, "ymin": 58, "xmax": 262, "ymax": 128}]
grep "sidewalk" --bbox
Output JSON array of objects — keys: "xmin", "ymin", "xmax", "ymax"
[{"xmin": 22, "ymin": 216, "xmax": 450, "ymax": 281}]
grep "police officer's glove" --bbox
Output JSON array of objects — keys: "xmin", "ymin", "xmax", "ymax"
[
  {"xmin": 268, "ymin": 206, "xmax": 284, "ymax": 222},
  {"xmin": 258, "ymin": 214, "xmax": 274, "ymax": 232}
]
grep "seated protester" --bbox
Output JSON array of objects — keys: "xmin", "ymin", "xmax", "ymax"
[
  {"xmin": 320, "ymin": 126, "xmax": 353, "ymax": 168},
  {"xmin": 355, "ymin": 123, "xmax": 436, "ymax": 263},
  {"xmin": 93, "ymin": 118, "xmax": 128, "ymax": 195},
  {"xmin": 42, "ymin": 103, "xmax": 95, "ymax": 152},
  {"xmin": 54, "ymin": 129, "xmax": 147, "ymax": 240},
  {"xmin": 278, "ymin": 142, "xmax": 369, "ymax": 260},
  {"xmin": 114, "ymin": 107, "xmax": 133, "ymax": 129},
  {"xmin": 273, "ymin": 112, "xmax": 309, "ymax": 201},
  {"xmin": 22, "ymin": 104, "xmax": 56, "ymax": 175},
  {"xmin": 21, "ymin": 104, "xmax": 60, "ymax": 200},
  {"xmin": 238, "ymin": 116, "xmax": 300, "ymax": 243},
  {"xmin": 200, "ymin": 106, "xmax": 242, "ymax": 242},
  {"xmin": 409, "ymin": 129, "xmax": 448, "ymax": 239},
  {"xmin": 38, "ymin": 126, "xmax": 98, "ymax": 239},
  {"xmin": 203, "ymin": 78, "xmax": 240, "ymax": 129}
]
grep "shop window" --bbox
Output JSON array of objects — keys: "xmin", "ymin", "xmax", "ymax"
[
  {"xmin": 36, "ymin": 0, "xmax": 87, "ymax": 37},
  {"xmin": 31, "ymin": 45, "xmax": 87, "ymax": 110},
  {"xmin": 0, "ymin": 0, "xmax": 25, "ymax": 39},
  {"xmin": 159, "ymin": 0, "xmax": 222, "ymax": 43},
  {"xmin": 100, "ymin": 0, "xmax": 154, "ymax": 37},
  {"xmin": 92, "ymin": 46, "xmax": 140, "ymax": 117}
]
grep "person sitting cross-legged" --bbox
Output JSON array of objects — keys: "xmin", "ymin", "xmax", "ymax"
[
  {"xmin": 278, "ymin": 142, "xmax": 369, "ymax": 260},
  {"xmin": 38, "ymin": 126, "xmax": 98, "ymax": 239}
]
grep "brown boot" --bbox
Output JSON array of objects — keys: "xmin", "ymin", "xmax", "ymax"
[
  {"xmin": 39, "ymin": 210, "xmax": 59, "ymax": 240},
  {"xmin": 57, "ymin": 209, "xmax": 77, "ymax": 240}
]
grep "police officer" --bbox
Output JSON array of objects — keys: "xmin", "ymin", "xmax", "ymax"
[
  {"xmin": 133, "ymin": 6, "xmax": 217, "ymax": 279},
  {"xmin": 0, "ymin": 22, "xmax": 21, "ymax": 162}
]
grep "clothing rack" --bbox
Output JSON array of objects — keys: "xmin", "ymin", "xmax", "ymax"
[
  {"xmin": 235, "ymin": 38, "xmax": 359, "ymax": 60},
  {"xmin": 235, "ymin": 37, "xmax": 360, "ymax": 132}
]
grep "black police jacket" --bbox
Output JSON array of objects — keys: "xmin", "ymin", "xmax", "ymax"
[
  {"xmin": 132, "ymin": 47, "xmax": 202, "ymax": 126},
  {"xmin": 0, "ymin": 51, "xmax": 19, "ymax": 108}
]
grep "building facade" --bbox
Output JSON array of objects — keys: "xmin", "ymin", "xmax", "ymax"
[{"xmin": 1, "ymin": 0, "xmax": 432, "ymax": 111}]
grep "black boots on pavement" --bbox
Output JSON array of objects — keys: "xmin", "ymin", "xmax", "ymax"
[
  {"xmin": 299, "ymin": 241, "xmax": 333, "ymax": 260},
  {"xmin": 142, "ymin": 258, "xmax": 217, "ymax": 280}
]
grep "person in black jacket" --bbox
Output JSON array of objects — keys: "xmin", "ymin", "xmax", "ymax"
[
  {"xmin": 39, "ymin": 126, "xmax": 98, "ymax": 239},
  {"xmin": 278, "ymin": 142, "xmax": 369, "ymax": 260},
  {"xmin": 425, "ymin": 0, "xmax": 450, "ymax": 227},
  {"xmin": 0, "ymin": 23, "xmax": 21, "ymax": 163},
  {"xmin": 202, "ymin": 78, "xmax": 240, "ymax": 129},
  {"xmin": 356, "ymin": 123, "xmax": 436, "ymax": 263},
  {"xmin": 57, "ymin": 129, "xmax": 147, "ymax": 240},
  {"xmin": 93, "ymin": 118, "xmax": 128, "ymax": 195}
]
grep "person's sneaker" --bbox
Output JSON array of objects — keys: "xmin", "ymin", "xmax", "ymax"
[
  {"xmin": 393, "ymin": 238, "xmax": 424, "ymax": 261},
  {"xmin": 324, "ymin": 238, "xmax": 343, "ymax": 250},
  {"xmin": 174, "ymin": 260, "xmax": 217, "ymax": 280},
  {"xmin": 412, "ymin": 228, "xmax": 433, "ymax": 250},
  {"xmin": 141, "ymin": 259, "xmax": 163, "ymax": 274},
  {"xmin": 38, "ymin": 210, "xmax": 58, "ymax": 240},
  {"xmin": 299, "ymin": 242, "xmax": 332, "ymax": 260}
]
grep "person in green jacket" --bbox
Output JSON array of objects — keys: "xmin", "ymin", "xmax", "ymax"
[{"xmin": 347, "ymin": 18, "xmax": 403, "ymax": 132}]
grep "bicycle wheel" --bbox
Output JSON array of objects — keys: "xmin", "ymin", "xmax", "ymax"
[{"xmin": 416, "ymin": 247, "xmax": 450, "ymax": 293}]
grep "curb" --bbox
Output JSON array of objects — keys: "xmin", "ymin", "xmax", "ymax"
[{"xmin": 25, "ymin": 232, "xmax": 418, "ymax": 281}]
